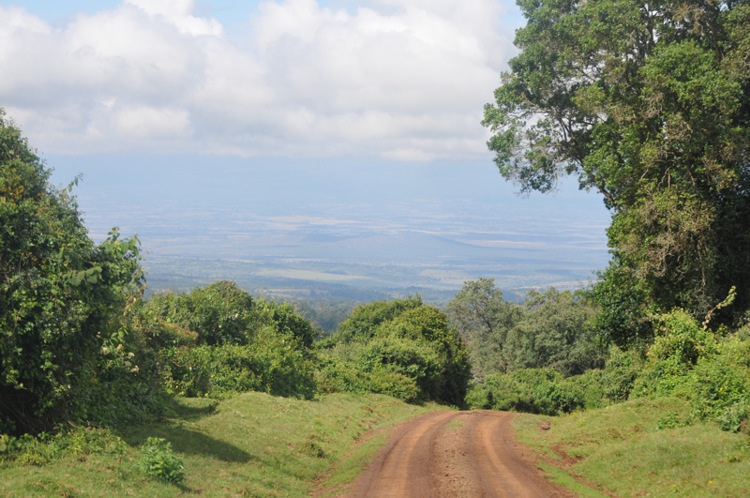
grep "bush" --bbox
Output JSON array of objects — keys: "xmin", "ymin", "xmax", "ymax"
[
  {"xmin": 688, "ymin": 338, "xmax": 750, "ymax": 431},
  {"xmin": 138, "ymin": 437, "xmax": 185, "ymax": 485},
  {"xmin": 335, "ymin": 297, "xmax": 424, "ymax": 343},
  {"xmin": 315, "ymin": 355, "xmax": 421, "ymax": 402},
  {"xmin": 161, "ymin": 327, "xmax": 316, "ymax": 399},
  {"xmin": 161, "ymin": 346, "xmax": 213, "ymax": 397},
  {"xmin": 648, "ymin": 309, "xmax": 717, "ymax": 365},
  {"xmin": 320, "ymin": 299, "xmax": 471, "ymax": 406},
  {"xmin": 248, "ymin": 326, "xmax": 316, "ymax": 399},
  {"xmin": 0, "ymin": 427, "xmax": 126, "ymax": 465},
  {"xmin": 631, "ymin": 309, "xmax": 716, "ymax": 399},
  {"xmin": 366, "ymin": 368, "xmax": 421, "ymax": 402},
  {"xmin": 315, "ymin": 356, "xmax": 368, "ymax": 395},
  {"xmin": 71, "ymin": 303, "xmax": 172, "ymax": 427},
  {"xmin": 360, "ymin": 336, "xmax": 441, "ymax": 396},
  {"xmin": 566, "ymin": 369, "xmax": 607, "ymax": 410},
  {"xmin": 145, "ymin": 282, "xmax": 256, "ymax": 346},
  {"xmin": 466, "ymin": 368, "xmax": 585, "ymax": 415},
  {"xmin": 600, "ymin": 345, "xmax": 643, "ymax": 402}
]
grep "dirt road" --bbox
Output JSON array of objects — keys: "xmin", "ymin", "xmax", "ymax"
[{"xmin": 348, "ymin": 410, "xmax": 572, "ymax": 498}]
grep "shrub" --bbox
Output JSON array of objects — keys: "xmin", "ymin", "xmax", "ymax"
[
  {"xmin": 566, "ymin": 368, "xmax": 607, "ymax": 410},
  {"xmin": 320, "ymin": 300, "xmax": 471, "ymax": 406},
  {"xmin": 248, "ymin": 326, "xmax": 316, "ymax": 399},
  {"xmin": 366, "ymin": 368, "xmax": 421, "ymax": 402},
  {"xmin": 145, "ymin": 282, "xmax": 256, "ymax": 346},
  {"xmin": 600, "ymin": 345, "xmax": 643, "ymax": 402},
  {"xmin": 71, "ymin": 307, "xmax": 171, "ymax": 427},
  {"xmin": 648, "ymin": 309, "xmax": 717, "ymax": 365},
  {"xmin": 466, "ymin": 368, "xmax": 585, "ymax": 415},
  {"xmin": 360, "ymin": 336, "xmax": 441, "ymax": 396},
  {"xmin": 688, "ymin": 339, "xmax": 750, "ymax": 431},
  {"xmin": 335, "ymin": 297, "xmax": 424, "ymax": 342},
  {"xmin": 138, "ymin": 437, "xmax": 185, "ymax": 485},
  {"xmin": 315, "ymin": 356, "xmax": 367, "ymax": 395},
  {"xmin": 161, "ymin": 346, "xmax": 213, "ymax": 397},
  {"xmin": 0, "ymin": 427, "xmax": 126, "ymax": 465},
  {"xmin": 631, "ymin": 309, "xmax": 716, "ymax": 399},
  {"xmin": 161, "ymin": 327, "xmax": 316, "ymax": 399}
]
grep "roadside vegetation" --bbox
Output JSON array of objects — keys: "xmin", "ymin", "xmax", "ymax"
[
  {"xmin": 0, "ymin": 392, "xmax": 438, "ymax": 497},
  {"xmin": 514, "ymin": 398, "xmax": 750, "ymax": 497}
]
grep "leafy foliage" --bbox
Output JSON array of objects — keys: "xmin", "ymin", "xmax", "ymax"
[
  {"xmin": 146, "ymin": 283, "xmax": 318, "ymax": 400},
  {"xmin": 687, "ymin": 337, "xmax": 750, "ymax": 432},
  {"xmin": 0, "ymin": 426, "xmax": 127, "ymax": 466},
  {"xmin": 334, "ymin": 296, "xmax": 424, "ymax": 343},
  {"xmin": 446, "ymin": 280, "xmax": 604, "ymax": 379},
  {"xmin": 446, "ymin": 278, "xmax": 520, "ymax": 379},
  {"xmin": 465, "ymin": 368, "xmax": 586, "ymax": 416},
  {"xmin": 319, "ymin": 297, "xmax": 470, "ymax": 406},
  {"xmin": 484, "ymin": 0, "xmax": 750, "ymax": 332},
  {"xmin": 138, "ymin": 437, "xmax": 185, "ymax": 485},
  {"xmin": 162, "ymin": 335, "xmax": 315, "ymax": 399},
  {"xmin": 631, "ymin": 309, "xmax": 717, "ymax": 399},
  {"xmin": 145, "ymin": 281, "xmax": 256, "ymax": 346},
  {"xmin": 615, "ymin": 309, "xmax": 750, "ymax": 432},
  {"xmin": 506, "ymin": 288, "xmax": 605, "ymax": 375},
  {"xmin": 0, "ymin": 109, "xmax": 144, "ymax": 435}
]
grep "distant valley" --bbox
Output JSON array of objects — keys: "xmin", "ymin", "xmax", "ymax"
[{"xmin": 50, "ymin": 157, "xmax": 612, "ymax": 304}]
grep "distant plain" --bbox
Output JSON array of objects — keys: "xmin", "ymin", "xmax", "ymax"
[{"xmin": 49, "ymin": 155, "xmax": 611, "ymax": 304}]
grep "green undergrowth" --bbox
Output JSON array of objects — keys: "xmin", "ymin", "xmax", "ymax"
[
  {"xmin": 0, "ymin": 392, "xmax": 440, "ymax": 497},
  {"xmin": 514, "ymin": 397, "xmax": 750, "ymax": 497}
]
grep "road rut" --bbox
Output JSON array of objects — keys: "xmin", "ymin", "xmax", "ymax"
[{"xmin": 348, "ymin": 410, "xmax": 572, "ymax": 497}]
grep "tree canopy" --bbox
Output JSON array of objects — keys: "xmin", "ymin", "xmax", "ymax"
[
  {"xmin": 446, "ymin": 279, "xmax": 604, "ymax": 379},
  {"xmin": 483, "ymin": 0, "xmax": 750, "ymax": 338}
]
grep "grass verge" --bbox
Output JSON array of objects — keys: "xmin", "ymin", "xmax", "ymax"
[
  {"xmin": 0, "ymin": 392, "xmax": 441, "ymax": 497},
  {"xmin": 513, "ymin": 397, "xmax": 750, "ymax": 497}
]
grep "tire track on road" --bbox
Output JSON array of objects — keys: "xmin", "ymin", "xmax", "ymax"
[{"xmin": 347, "ymin": 410, "xmax": 572, "ymax": 498}]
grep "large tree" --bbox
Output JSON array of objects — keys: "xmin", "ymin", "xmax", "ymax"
[
  {"xmin": 445, "ymin": 278, "xmax": 521, "ymax": 379},
  {"xmin": 483, "ymin": 0, "xmax": 750, "ymax": 341}
]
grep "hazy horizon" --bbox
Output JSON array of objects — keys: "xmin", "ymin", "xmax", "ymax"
[{"xmin": 48, "ymin": 154, "xmax": 612, "ymax": 302}]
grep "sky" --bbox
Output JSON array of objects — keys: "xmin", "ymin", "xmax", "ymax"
[
  {"xmin": 0, "ymin": 0, "xmax": 612, "ymax": 295},
  {"xmin": 2, "ymin": 0, "xmax": 521, "ymax": 159}
]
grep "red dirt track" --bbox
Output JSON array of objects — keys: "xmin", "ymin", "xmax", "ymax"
[{"xmin": 347, "ymin": 410, "xmax": 572, "ymax": 497}]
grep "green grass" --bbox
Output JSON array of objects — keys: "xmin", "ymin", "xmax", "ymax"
[
  {"xmin": 514, "ymin": 397, "xmax": 750, "ymax": 497},
  {"xmin": 0, "ymin": 392, "xmax": 441, "ymax": 497}
]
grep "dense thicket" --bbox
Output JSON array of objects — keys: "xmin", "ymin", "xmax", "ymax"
[
  {"xmin": 483, "ymin": 0, "xmax": 750, "ymax": 343},
  {"xmin": 0, "ymin": 110, "xmax": 144, "ymax": 435},
  {"xmin": 453, "ymin": 279, "xmax": 750, "ymax": 427},
  {"xmin": 143, "ymin": 282, "xmax": 318, "ymax": 399}
]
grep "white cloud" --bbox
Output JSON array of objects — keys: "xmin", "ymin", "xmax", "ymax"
[
  {"xmin": 0, "ymin": 0, "xmax": 518, "ymax": 159},
  {"xmin": 124, "ymin": 0, "xmax": 223, "ymax": 36},
  {"xmin": 113, "ymin": 106, "xmax": 190, "ymax": 138}
]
